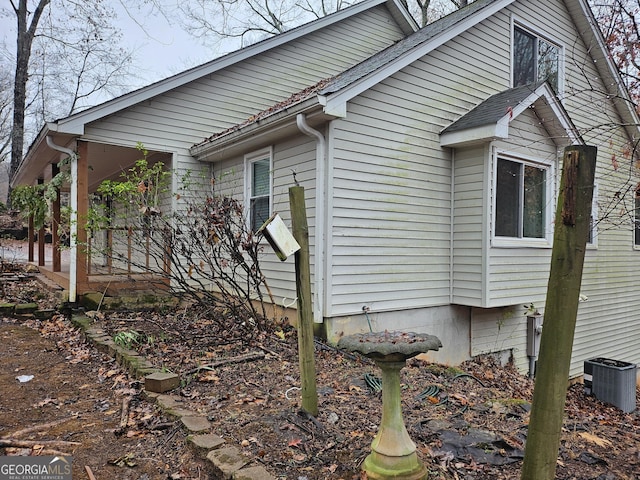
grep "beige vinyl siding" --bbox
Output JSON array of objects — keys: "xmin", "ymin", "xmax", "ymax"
[
  {"xmin": 452, "ymin": 146, "xmax": 486, "ymax": 306},
  {"xmin": 212, "ymin": 135, "xmax": 317, "ymax": 308},
  {"xmin": 487, "ymin": 109, "xmax": 560, "ymax": 306},
  {"xmin": 470, "ymin": 306, "xmax": 529, "ymax": 372},
  {"xmin": 82, "ymin": 4, "xmax": 407, "ymax": 156},
  {"xmin": 329, "ymin": 86, "xmax": 452, "ymax": 316},
  {"xmin": 460, "ymin": 0, "xmax": 640, "ymax": 376}
]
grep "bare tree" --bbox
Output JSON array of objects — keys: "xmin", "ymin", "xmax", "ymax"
[
  {"xmin": 175, "ymin": 0, "xmax": 471, "ymax": 44},
  {"xmin": 0, "ymin": 67, "xmax": 12, "ymax": 166},
  {"xmin": 175, "ymin": 0, "xmax": 360, "ymax": 47},
  {"xmin": 4, "ymin": 0, "xmax": 134, "ymax": 202},
  {"xmin": 8, "ymin": 0, "xmax": 49, "ymax": 202},
  {"xmin": 591, "ymin": 0, "xmax": 640, "ymax": 109}
]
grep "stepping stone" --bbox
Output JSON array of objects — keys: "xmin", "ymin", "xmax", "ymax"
[
  {"xmin": 188, "ymin": 433, "xmax": 225, "ymax": 455},
  {"xmin": 207, "ymin": 447, "xmax": 249, "ymax": 479},
  {"xmin": 145, "ymin": 371, "xmax": 180, "ymax": 393},
  {"xmin": 181, "ymin": 415, "xmax": 211, "ymax": 432},
  {"xmin": 233, "ymin": 465, "xmax": 277, "ymax": 480}
]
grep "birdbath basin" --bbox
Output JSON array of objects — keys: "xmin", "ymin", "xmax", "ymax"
[{"xmin": 339, "ymin": 331, "xmax": 442, "ymax": 480}]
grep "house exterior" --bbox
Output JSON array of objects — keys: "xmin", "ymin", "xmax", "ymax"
[
  {"xmin": 15, "ymin": 0, "xmax": 640, "ymax": 377},
  {"xmin": 13, "ymin": 0, "xmax": 416, "ymax": 298}
]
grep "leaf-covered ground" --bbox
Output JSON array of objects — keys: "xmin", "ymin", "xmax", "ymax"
[
  {"xmin": 98, "ymin": 308, "xmax": 640, "ymax": 479},
  {"xmin": 0, "ymin": 267, "xmax": 639, "ymax": 479}
]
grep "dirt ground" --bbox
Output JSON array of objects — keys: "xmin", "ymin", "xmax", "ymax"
[
  {"xmin": 0, "ymin": 317, "xmax": 214, "ymax": 479},
  {"xmin": 1, "ymin": 270, "xmax": 639, "ymax": 479}
]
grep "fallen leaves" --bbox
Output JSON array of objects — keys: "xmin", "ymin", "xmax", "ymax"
[
  {"xmin": 577, "ymin": 431, "xmax": 613, "ymax": 448},
  {"xmin": 288, "ymin": 438, "xmax": 303, "ymax": 448},
  {"xmin": 109, "ymin": 453, "xmax": 137, "ymax": 468}
]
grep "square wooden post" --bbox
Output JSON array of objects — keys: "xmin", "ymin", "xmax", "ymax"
[
  {"xmin": 27, "ymin": 215, "xmax": 34, "ymax": 263},
  {"xmin": 52, "ymin": 163, "xmax": 61, "ymax": 272},
  {"xmin": 37, "ymin": 178, "xmax": 45, "ymax": 267},
  {"xmin": 76, "ymin": 141, "xmax": 89, "ymax": 290}
]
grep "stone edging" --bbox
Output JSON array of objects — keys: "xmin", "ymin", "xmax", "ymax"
[{"xmin": 70, "ymin": 314, "xmax": 276, "ymax": 480}]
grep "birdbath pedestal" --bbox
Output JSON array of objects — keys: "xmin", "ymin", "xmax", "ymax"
[{"xmin": 339, "ymin": 331, "xmax": 442, "ymax": 480}]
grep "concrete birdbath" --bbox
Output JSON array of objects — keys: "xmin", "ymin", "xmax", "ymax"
[{"xmin": 339, "ymin": 331, "xmax": 442, "ymax": 480}]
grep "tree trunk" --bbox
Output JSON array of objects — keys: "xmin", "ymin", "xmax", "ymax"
[
  {"xmin": 9, "ymin": 0, "xmax": 50, "ymax": 201},
  {"xmin": 520, "ymin": 145, "xmax": 597, "ymax": 480}
]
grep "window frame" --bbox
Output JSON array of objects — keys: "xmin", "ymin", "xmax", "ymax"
[
  {"xmin": 244, "ymin": 147, "xmax": 273, "ymax": 232},
  {"xmin": 634, "ymin": 186, "xmax": 640, "ymax": 249},
  {"xmin": 511, "ymin": 18, "xmax": 564, "ymax": 94},
  {"xmin": 587, "ymin": 183, "xmax": 599, "ymax": 248},
  {"xmin": 491, "ymin": 151, "xmax": 555, "ymax": 248}
]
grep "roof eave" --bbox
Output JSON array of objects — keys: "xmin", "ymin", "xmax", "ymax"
[
  {"xmin": 44, "ymin": 0, "xmax": 412, "ymax": 137},
  {"xmin": 191, "ymin": 98, "xmax": 331, "ymax": 162},
  {"xmin": 322, "ymin": 0, "xmax": 515, "ymax": 107},
  {"xmin": 11, "ymin": 127, "xmax": 75, "ymax": 187},
  {"xmin": 440, "ymin": 124, "xmax": 506, "ymax": 148}
]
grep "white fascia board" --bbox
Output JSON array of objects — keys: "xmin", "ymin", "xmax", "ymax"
[
  {"xmin": 50, "ymin": 0, "xmax": 399, "ymax": 136},
  {"xmin": 318, "ymin": 94, "xmax": 347, "ymax": 117},
  {"xmin": 386, "ymin": 0, "xmax": 419, "ymax": 34},
  {"xmin": 48, "ymin": 120, "xmax": 84, "ymax": 135},
  {"xmin": 537, "ymin": 86, "xmax": 583, "ymax": 145},
  {"xmin": 324, "ymin": 0, "xmax": 515, "ymax": 109},
  {"xmin": 440, "ymin": 124, "xmax": 505, "ymax": 147}
]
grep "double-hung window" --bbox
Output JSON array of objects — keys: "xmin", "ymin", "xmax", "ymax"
[
  {"xmin": 513, "ymin": 25, "xmax": 560, "ymax": 92},
  {"xmin": 495, "ymin": 156, "xmax": 549, "ymax": 240},
  {"xmin": 245, "ymin": 148, "xmax": 272, "ymax": 232}
]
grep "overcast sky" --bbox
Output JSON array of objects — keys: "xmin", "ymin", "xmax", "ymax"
[{"xmin": 0, "ymin": 3, "xmax": 223, "ymax": 92}]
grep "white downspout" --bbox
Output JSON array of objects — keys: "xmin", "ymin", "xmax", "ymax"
[
  {"xmin": 46, "ymin": 136, "xmax": 78, "ymax": 303},
  {"xmin": 296, "ymin": 113, "xmax": 325, "ymax": 323}
]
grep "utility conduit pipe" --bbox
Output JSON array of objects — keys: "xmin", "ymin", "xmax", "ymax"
[
  {"xmin": 46, "ymin": 136, "xmax": 78, "ymax": 303},
  {"xmin": 296, "ymin": 113, "xmax": 325, "ymax": 323}
]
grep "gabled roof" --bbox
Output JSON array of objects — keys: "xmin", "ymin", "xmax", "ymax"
[
  {"xmin": 314, "ymin": 0, "xmax": 640, "ymax": 131},
  {"xmin": 46, "ymin": 0, "xmax": 417, "ymax": 136},
  {"xmin": 317, "ymin": 0, "xmax": 514, "ymax": 116},
  {"xmin": 193, "ymin": 0, "xmax": 514, "ymax": 149},
  {"xmin": 439, "ymin": 82, "xmax": 583, "ymax": 147},
  {"xmin": 193, "ymin": 0, "xmax": 639, "ymax": 154}
]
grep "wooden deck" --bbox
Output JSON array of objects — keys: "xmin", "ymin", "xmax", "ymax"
[{"xmin": 37, "ymin": 263, "xmax": 168, "ymax": 296}]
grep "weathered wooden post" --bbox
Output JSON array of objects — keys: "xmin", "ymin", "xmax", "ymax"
[
  {"xmin": 521, "ymin": 145, "xmax": 596, "ymax": 480},
  {"xmin": 289, "ymin": 185, "xmax": 318, "ymax": 416}
]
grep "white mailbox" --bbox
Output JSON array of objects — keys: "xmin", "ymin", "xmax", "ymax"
[{"xmin": 258, "ymin": 213, "xmax": 301, "ymax": 261}]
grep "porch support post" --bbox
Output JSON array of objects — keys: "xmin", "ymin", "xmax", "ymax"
[
  {"xmin": 75, "ymin": 141, "xmax": 89, "ymax": 294},
  {"xmin": 37, "ymin": 178, "xmax": 45, "ymax": 267},
  {"xmin": 27, "ymin": 215, "xmax": 34, "ymax": 262},
  {"xmin": 52, "ymin": 163, "xmax": 61, "ymax": 272}
]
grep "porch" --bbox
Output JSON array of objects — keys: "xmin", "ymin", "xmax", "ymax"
[
  {"xmin": 12, "ymin": 137, "xmax": 173, "ymax": 300},
  {"xmin": 13, "ymin": 229, "xmax": 169, "ymax": 297}
]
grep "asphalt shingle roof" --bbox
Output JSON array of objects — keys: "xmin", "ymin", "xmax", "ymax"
[
  {"xmin": 441, "ymin": 81, "xmax": 546, "ymax": 133},
  {"xmin": 319, "ymin": 0, "xmax": 497, "ymax": 95}
]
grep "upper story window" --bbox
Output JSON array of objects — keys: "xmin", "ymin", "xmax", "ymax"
[
  {"xmin": 634, "ymin": 187, "xmax": 640, "ymax": 247},
  {"xmin": 587, "ymin": 184, "xmax": 598, "ymax": 247},
  {"xmin": 245, "ymin": 148, "xmax": 272, "ymax": 231},
  {"xmin": 513, "ymin": 25, "xmax": 560, "ymax": 92},
  {"xmin": 495, "ymin": 155, "xmax": 550, "ymax": 241}
]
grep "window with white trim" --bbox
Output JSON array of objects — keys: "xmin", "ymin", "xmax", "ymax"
[
  {"xmin": 245, "ymin": 148, "xmax": 272, "ymax": 231},
  {"xmin": 634, "ymin": 187, "xmax": 640, "ymax": 247},
  {"xmin": 495, "ymin": 156, "xmax": 549, "ymax": 240},
  {"xmin": 513, "ymin": 25, "xmax": 560, "ymax": 92},
  {"xmin": 587, "ymin": 183, "xmax": 598, "ymax": 246}
]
